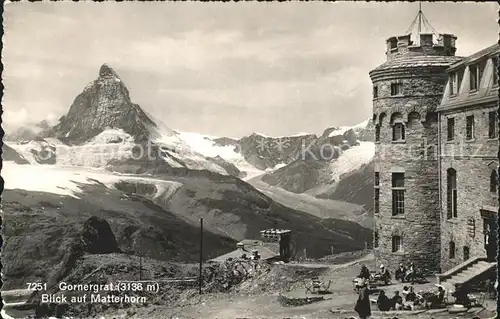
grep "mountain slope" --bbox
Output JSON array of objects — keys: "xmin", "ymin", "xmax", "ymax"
[
  {"xmin": 2, "ymin": 185, "xmax": 236, "ymax": 290},
  {"xmin": 44, "ymin": 64, "xmax": 159, "ymax": 145},
  {"xmin": 3, "ymin": 162, "xmax": 372, "ymax": 272},
  {"xmin": 2, "ymin": 144, "xmax": 30, "ymax": 164},
  {"xmin": 314, "ymin": 159, "xmax": 375, "ymax": 219}
]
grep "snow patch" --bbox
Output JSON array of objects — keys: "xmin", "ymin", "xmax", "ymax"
[
  {"xmin": 176, "ymin": 131, "xmax": 242, "ymax": 160},
  {"xmin": 88, "ymin": 128, "xmax": 134, "ymax": 144},
  {"xmin": 351, "ymin": 118, "xmax": 370, "ymax": 130},
  {"xmin": 3, "ymin": 162, "xmax": 182, "ymax": 199},
  {"xmin": 165, "ymin": 130, "xmax": 265, "ymax": 177},
  {"xmin": 328, "ymin": 127, "xmax": 350, "ymax": 137},
  {"xmin": 265, "ymin": 163, "xmax": 287, "ymax": 172},
  {"xmin": 290, "ymin": 132, "xmax": 314, "ymax": 137},
  {"xmin": 328, "ymin": 119, "xmax": 370, "ymax": 137},
  {"xmin": 254, "ymin": 132, "xmax": 313, "ymax": 139},
  {"xmin": 328, "ymin": 142, "xmax": 375, "ymax": 181}
]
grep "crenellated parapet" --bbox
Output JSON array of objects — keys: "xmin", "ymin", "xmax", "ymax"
[{"xmin": 386, "ymin": 33, "xmax": 457, "ymax": 61}]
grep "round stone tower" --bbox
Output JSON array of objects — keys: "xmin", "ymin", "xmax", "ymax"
[{"xmin": 369, "ymin": 31, "xmax": 462, "ymax": 272}]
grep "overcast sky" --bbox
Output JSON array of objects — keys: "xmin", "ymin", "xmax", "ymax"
[{"xmin": 3, "ymin": 2, "xmax": 498, "ymax": 138}]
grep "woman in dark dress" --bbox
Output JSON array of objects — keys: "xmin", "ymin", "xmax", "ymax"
[
  {"xmin": 355, "ymin": 279, "xmax": 371, "ymax": 319},
  {"xmin": 377, "ymin": 290, "xmax": 391, "ymax": 311},
  {"xmin": 359, "ymin": 265, "xmax": 371, "ymax": 280}
]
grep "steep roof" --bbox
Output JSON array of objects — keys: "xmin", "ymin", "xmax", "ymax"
[{"xmin": 447, "ymin": 43, "xmax": 500, "ymax": 71}]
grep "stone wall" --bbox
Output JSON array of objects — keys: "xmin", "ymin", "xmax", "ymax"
[
  {"xmin": 372, "ymin": 68, "xmax": 450, "ymax": 273},
  {"xmin": 438, "ymin": 103, "xmax": 498, "ymax": 271}
]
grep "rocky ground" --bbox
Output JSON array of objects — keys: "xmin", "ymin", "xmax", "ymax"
[{"xmin": 3, "ymin": 251, "xmax": 496, "ymax": 319}]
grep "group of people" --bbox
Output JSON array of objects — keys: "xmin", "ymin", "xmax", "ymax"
[
  {"xmin": 354, "ymin": 264, "xmax": 443, "ymax": 319},
  {"xmin": 394, "ymin": 262, "xmax": 421, "ymax": 283},
  {"xmin": 357, "ymin": 264, "xmax": 390, "ymax": 284},
  {"xmin": 357, "ymin": 262, "xmax": 420, "ymax": 287},
  {"xmin": 376, "ymin": 285, "xmax": 445, "ymax": 311},
  {"xmin": 376, "ymin": 287, "xmax": 411, "ymax": 311},
  {"xmin": 356, "ymin": 282, "xmax": 447, "ymax": 318}
]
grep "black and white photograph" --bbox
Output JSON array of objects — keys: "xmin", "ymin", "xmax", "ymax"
[{"xmin": 1, "ymin": 1, "xmax": 498, "ymax": 318}]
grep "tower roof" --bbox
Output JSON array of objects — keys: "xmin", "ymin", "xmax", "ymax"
[{"xmin": 371, "ymin": 55, "xmax": 463, "ymax": 74}]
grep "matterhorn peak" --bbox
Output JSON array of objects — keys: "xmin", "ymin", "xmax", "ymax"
[
  {"xmin": 98, "ymin": 63, "xmax": 121, "ymax": 80},
  {"xmin": 42, "ymin": 63, "xmax": 159, "ymax": 145}
]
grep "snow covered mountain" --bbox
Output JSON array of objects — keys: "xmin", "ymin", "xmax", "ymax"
[
  {"xmin": 2, "ymin": 64, "xmax": 374, "ymax": 291},
  {"xmin": 7, "ymin": 64, "xmax": 243, "ymax": 177},
  {"xmin": 6, "ymin": 62, "xmax": 373, "ymax": 185},
  {"xmin": 43, "ymin": 64, "xmax": 160, "ymax": 145}
]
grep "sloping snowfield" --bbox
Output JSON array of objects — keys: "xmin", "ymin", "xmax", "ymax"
[
  {"xmin": 3, "ymin": 161, "xmax": 182, "ymax": 199},
  {"xmin": 328, "ymin": 141, "xmax": 375, "ymax": 181}
]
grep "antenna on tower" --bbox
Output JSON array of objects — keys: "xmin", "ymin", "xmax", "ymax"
[
  {"xmin": 417, "ymin": 1, "xmax": 422, "ymax": 33},
  {"xmin": 404, "ymin": 2, "xmax": 439, "ymax": 43}
]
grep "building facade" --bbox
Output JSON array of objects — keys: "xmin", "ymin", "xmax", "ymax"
[
  {"xmin": 437, "ymin": 44, "xmax": 499, "ymax": 272},
  {"xmin": 370, "ymin": 33, "xmax": 462, "ymax": 272}
]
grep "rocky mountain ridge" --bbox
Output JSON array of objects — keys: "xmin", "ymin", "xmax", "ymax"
[{"xmin": 42, "ymin": 64, "xmax": 160, "ymax": 145}]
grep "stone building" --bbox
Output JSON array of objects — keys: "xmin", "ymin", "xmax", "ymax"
[
  {"xmin": 370, "ymin": 32, "xmax": 461, "ymax": 272},
  {"xmin": 370, "ymin": 10, "xmax": 499, "ymax": 277},
  {"xmin": 437, "ymin": 43, "xmax": 499, "ymax": 272}
]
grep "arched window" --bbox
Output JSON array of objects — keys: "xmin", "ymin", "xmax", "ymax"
[
  {"xmin": 407, "ymin": 112, "xmax": 420, "ymax": 130},
  {"xmin": 449, "ymin": 241, "xmax": 456, "ymax": 259},
  {"xmin": 379, "ymin": 113, "xmax": 387, "ymax": 127},
  {"xmin": 392, "ymin": 235, "xmax": 403, "ymax": 252},
  {"xmin": 447, "ymin": 168, "xmax": 457, "ymax": 219},
  {"xmin": 490, "ymin": 170, "xmax": 497, "ymax": 193},
  {"xmin": 392, "ymin": 123, "xmax": 405, "ymax": 141},
  {"xmin": 463, "ymin": 246, "xmax": 470, "ymax": 261}
]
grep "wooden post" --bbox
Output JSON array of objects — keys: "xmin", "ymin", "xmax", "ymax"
[
  {"xmin": 139, "ymin": 254, "xmax": 143, "ymax": 281},
  {"xmin": 199, "ymin": 218, "xmax": 203, "ymax": 295}
]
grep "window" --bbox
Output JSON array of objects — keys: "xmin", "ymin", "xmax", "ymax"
[
  {"xmin": 374, "ymin": 172, "xmax": 380, "ymax": 214},
  {"xmin": 374, "ymin": 231, "xmax": 379, "ymax": 248},
  {"xmin": 493, "ymin": 56, "xmax": 499, "ymax": 86},
  {"xmin": 470, "ymin": 64, "xmax": 479, "ymax": 91},
  {"xmin": 391, "ymin": 83, "xmax": 403, "ymax": 96},
  {"xmin": 489, "ymin": 111, "xmax": 497, "ymax": 139},
  {"xmin": 447, "ymin": 118, "xmax": 455, "ymax": 141},
  {"xmin": 450, "ymin": 72, "xmax": 458, "ymax": 95},
  {"xmin": 463, "ymin": 246, "xmax": 470, "ymax": 261},
  {"xmin": 392, "ymin": 123, "xmax": 405, "ymax": 141},
  {"xmin": 466, "ymin": 115, "xmax": 474, "ymax": 140},
  {"xmin": 447, "ymin": 168, "xmax": 457, "ymax": 219},
  {"xmin": 449, "ymin": 241, "xmax": 456, "ymax": 259},
  {"xmin": 392, "ymin": 173, "xmax": 405, "ymax": 216},
  {"xmin": 375, "ymin": 125, "xmax": 380, "ymax": 142},
  {"xmin": 373, "ymin": 86, "xmax": 378, "ymax": 98},
  {"xmin": 392, "ymin": 235, "xmax": 403, "ymax": 252},
  {"xmin": 389, "ymin": 38, "xmax": 397, "ymax": 49},
  {"xmin": 490, "ymin": 170, "xmax": 497, "ymax": 193}
]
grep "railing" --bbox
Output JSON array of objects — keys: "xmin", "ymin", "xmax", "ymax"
[{"xmin": 436, "ymin": 256, "xmax": 487, "ymax": 284}]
